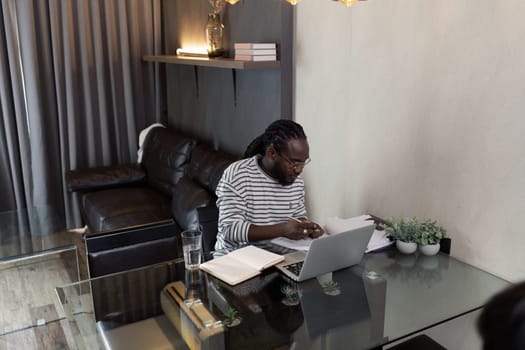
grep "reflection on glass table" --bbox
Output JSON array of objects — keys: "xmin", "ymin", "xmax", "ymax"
[
  {"xmin": 0, "ymin": 206, "xmax": 78, "ymax": 335},
  {"xmin": 0, "ymin": 206, "xmax": 71, "ymax": 262},
  {"xmin": 56, "ymin": 249, "xmax": 509, "ymax": 350}
]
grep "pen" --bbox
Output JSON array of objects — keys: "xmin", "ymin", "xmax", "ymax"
[
  {"xmin": 289, "ymin": 216, "xmax": 322, "ymax": 235},
  {"xmin": 288, "ymin": 216, "xmax": 304, "ymax": 223}
]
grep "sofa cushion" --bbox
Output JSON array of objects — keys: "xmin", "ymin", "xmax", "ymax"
[
  {"xmin": 171, "ymin": 177, "xmax": 215, "ymax": 231},
  {"xmin": 186, "ymin": 143, "xmax": 236, "ymax": 193},
  {"xmin": 83, "ymin": 187, "xmax": 172, "ymax": 232},
  {"xmin": 141, "ymin": 128, "xmax": 196, "ymax": 196}
]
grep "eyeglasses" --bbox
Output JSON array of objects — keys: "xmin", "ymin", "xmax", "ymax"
[{"xmin": 278, "ymin": 152, "xmax": 311, "ymax": 170}]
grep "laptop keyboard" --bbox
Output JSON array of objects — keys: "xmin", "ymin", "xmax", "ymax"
[{"xmin": 283, "ymin": 261, "xmax": 304, "ymax": 276}]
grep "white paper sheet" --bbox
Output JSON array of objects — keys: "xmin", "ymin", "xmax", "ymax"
[
  {"xmin": 324, "ymin": 214, "xmax": 372, "ymax": 235},
  {"xmin": 365, "ymin": 229, "xmax": 394, "ymax": 253},
  {"xmin": 270, "ymin": 236, "xmax": 315, "ymax": 251},
  {"xmin": 271, "ymin": 214, "xmax": 392, "ymax": 253}
]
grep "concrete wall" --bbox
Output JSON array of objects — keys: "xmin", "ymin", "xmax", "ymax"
[{"xmin": 296, "ymin": 0, "xmax": 525, "ymax": 282}]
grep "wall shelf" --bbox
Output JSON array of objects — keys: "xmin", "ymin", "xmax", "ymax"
[{"xmin": 143, "ymin": 55, "xmax": 280, "ymax": 70}]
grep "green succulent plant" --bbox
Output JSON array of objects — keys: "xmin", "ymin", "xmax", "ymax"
[
  {"xmin": 416, "ymin": 219, "xmax": 446, "ymax": 245},
  {"xmin": 223, "ymin": 307, "xmax": 241, "ymax": 327},
  {"xmin": 321, "ymin": 280, "xmax": 341, "ymax": 296},
  {"xmin": 382, "ymin": 217, "xmax": 419, "ymax": 243}
]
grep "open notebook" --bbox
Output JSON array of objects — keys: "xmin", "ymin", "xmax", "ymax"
[{"xmin": 199, "ymin": 245, "xmax": 284, "ymax": 285}]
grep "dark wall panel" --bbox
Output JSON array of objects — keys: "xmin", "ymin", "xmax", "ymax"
[{"xmin": 162, "ymin": 0, "xmax": 292, "ymax": 156}]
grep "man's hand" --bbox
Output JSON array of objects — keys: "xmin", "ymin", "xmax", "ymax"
[
  {"xmin": 286, "ymin": 217, "xmax": 324, "ymax": 240},
  {"xmin": 247, "ymin": 217, "xmax": 325, "ymax": 242}
]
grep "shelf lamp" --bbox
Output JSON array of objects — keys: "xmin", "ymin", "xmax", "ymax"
[{"xmin": 175, "ymin": 48, "xmax": 210, "ymax": 58}]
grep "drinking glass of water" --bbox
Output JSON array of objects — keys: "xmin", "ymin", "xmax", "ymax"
[{"xmin": 181, "ymin": 229, "xmax": 202, "ymax": 270}]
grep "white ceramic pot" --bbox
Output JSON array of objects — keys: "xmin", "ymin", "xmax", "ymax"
[
  {"xmin": 419, "ymin": 243, "xmax": 440, "ymax": 256},
  {"xmin": 396, "ymin": 240, "xmax": 417, "ymax": 254}
]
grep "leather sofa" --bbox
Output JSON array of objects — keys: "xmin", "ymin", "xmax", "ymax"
[{"xmin": 66, "ymin": 127, "xmax": 236, "ymax": 277}]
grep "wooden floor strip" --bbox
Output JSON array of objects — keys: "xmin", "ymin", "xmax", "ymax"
[{"xmin": 0, "ymin": 239, "xmax": 81, "ymax": 349}]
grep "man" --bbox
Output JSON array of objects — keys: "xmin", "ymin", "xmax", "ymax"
[
  {"xmin": 215, "ymin": 119, "xmax": 324, "ymax": 250},
  {"xmin": 477, "ymin": 281, "xmax": 525, "ymax": 350}
]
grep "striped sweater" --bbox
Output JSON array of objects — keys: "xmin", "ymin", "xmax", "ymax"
[{"xmin": 215, "ymin": 156, "xmax": 307, "ymax": 250}]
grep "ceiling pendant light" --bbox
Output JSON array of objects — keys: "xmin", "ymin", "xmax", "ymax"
[
  {"xmin": 222, "ymin": 0, "xmax": 366, "ymax": 7},
  {"xmin": 339, "ymin": 0, "xmax": 360, "ymax": 6}
]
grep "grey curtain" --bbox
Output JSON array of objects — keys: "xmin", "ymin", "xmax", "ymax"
[{"xmin": 0, "ymin": 0, "xmax": 164, "ymax": 227}]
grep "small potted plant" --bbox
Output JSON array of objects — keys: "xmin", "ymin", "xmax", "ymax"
[
  {"xmin": 281, "ymin": 284, "xmax": 301, "ymax": 306},
  {"xmin": 223, "ymin": 307, "xmax": 242, "ymax": 327},
  {"xmin": 383, "ymin": 217, "xmax": 418, "ymax": 254},
  {"xmin": 321, "ymin": 280, "xmax": 341, "ymax": 296},
  {"xmin": 416, "ymin": 219, "xmax": 447, "ymax": 256}
]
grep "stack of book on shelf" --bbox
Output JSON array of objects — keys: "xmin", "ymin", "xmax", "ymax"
[{"xmin": 233, "ymin": 43, "xmax": 277, "ymax": 62}]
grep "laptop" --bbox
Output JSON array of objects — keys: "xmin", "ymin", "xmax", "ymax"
[{"xmin": 275, "ymin": 223, "xmax": 375, "ymax": 282}]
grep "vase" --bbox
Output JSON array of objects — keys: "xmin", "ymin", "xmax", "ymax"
[
  {"xmin": 419, "ymin": 243, "xmax": 440, "ymax": 256},
  {"xmin": 205, "ymin": 13, "xmax": 224, "ymax": 57},
  {"xmin": 396, "ymin": 240, "xmax": 417, "ymax": 254}
]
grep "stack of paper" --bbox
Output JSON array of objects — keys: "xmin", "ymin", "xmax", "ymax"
[
  {"xmin": 365, "ymin": 229, "xmax": 393, "ymax": 253},
  {"xmin": 270, "ymin": 214, "xmax": 393, "ymax": 253},
  {"xmin": 324, "ymin": 214, "xmax": 373, "ymax": 235},
  {"xmin": 234, "ymin": 43, "xmax": 277, "ymax": 61}
]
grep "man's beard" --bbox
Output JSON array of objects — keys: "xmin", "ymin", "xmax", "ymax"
[{"xmin": 274, "ymin": 166, "xmax": 296, "ymax": 186}]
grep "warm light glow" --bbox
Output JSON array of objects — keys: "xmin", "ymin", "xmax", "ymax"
[
  {"xmin": 176, "ymin": 47, "xmax": 209, "ymax": 58},
  {"xmin": 286, "ymin": 0, "xmax": 303, "ymax": 4},
  {"xmin": 225, "ymin": 0, "xmax": 240, "ymax": 4},
  {"xmin": 339, "ymin": 0, "xmax": 359, "ymax": 6}
]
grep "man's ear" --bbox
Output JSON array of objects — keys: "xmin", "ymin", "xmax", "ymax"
[{"xmin": 267, "ymin": 146, "xmax": 278, "ymax": 161}]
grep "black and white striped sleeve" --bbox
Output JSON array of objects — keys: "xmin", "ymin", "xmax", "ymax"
[{"xmin": 216, "ymin": 177, "xmax": 251, "ymax": 247}]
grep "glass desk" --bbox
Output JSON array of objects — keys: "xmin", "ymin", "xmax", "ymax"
[
  {"xmin": 0, "ymin": 206, "xmax": 74, "ymax": 263},
  {"xmin": 56, "ymin": 249, "xmax": 509, "ymax": 350},
  {"xmin": 0, "ymin": 207, "xmax": 78, "ymax": 335}
]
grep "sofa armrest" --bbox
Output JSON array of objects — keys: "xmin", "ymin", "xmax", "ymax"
[
  {"xmin": 66, "ymin": 164, "xmax": 146, "ymax": 192},
  {"xmin": 171, "ymin": 177, "xmax": 215, "ymax": 230}
]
